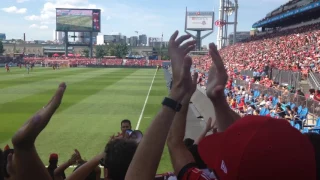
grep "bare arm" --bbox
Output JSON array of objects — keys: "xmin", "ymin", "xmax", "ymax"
[
  {"xmin": 126, "ymin": 100, "xmax": 179, "ymax": 179},
  {"xmin": 55, "ymin": 150, "xmax": 80, "ymax": 179},
  {"xmin": 54, "ymin": 161, "xmax": 72, "ymax": 179},
  {"xmin": 194, "ymin": 118, "xmax": 216, "ymax": 145},
  {"xmin": 10, "ymin": 83, "xmax": 66, "ymax": 180},
  {"xmin": 66, "ymin": 153, "xmax": 104, "ymax": 180},
  {"xmin": 125, "ymin": 31, "xmax": 196, "ymax": 180},
  {"xmin": 167, "ymin": 95, "xmax": 195, "ymax": 175},
  {"xmin": 206, "ymin": 44, "xmax": 240, "ymax": 132}
]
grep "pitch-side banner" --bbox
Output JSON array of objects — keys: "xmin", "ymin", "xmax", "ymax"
[{"xmin": 186, "ymin": 11, "xmax": 214, "ymax": 30}]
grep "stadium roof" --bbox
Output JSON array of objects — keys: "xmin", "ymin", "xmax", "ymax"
[{"xmin": 253, "ymin": 1, "xmax": 320, "ymax": 28}]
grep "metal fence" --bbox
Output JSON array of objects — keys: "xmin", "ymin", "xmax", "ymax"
[
  {"xmin": 240, "ymin": 69, "xmax": 301, "ymax": 89},
  {"xmin": 235, "ymin": 79, "xmax": 320, "ymax": 117},
  {"xmin": 308, "ymin": 71, "xmax": 320, "ymax": 90}
]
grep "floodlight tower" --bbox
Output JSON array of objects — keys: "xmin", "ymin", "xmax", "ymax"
[{"xmin": 217, "ymin": 0, "xmax": 238, "ymax": 49}]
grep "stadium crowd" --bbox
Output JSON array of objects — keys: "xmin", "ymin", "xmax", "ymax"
[
  {"xmin": 1, "ymin": 30, "xmax": 320, "ymax": 180},
  {"xmin": 22, "ymin": 57, "xmax": 165, "ymax": 67}
]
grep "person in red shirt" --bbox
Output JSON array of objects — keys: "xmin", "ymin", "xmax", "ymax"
[
  {"xmin": 114, "ymin": 119, "xmax": 132, "ymax": 139},
  {"xmin": 5, "ymin": 64, "xmax": 10, "ymax": 72},
  {"xmin": 314, "ymin": 90, "xmax": 320, "ymax": 101}
]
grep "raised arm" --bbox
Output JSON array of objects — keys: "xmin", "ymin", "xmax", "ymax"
[
  {"xmin": 125, "ymin": 31, "xmax": 196, "ymax": 180},
  {"xmin": 167, "ymin": 72, "xmax": 198, "ymax": 175},
  {"xmin": 10, "ymin": 83, "xmax": 66, "ymax": 180},
  {"xmin": 194, "ymin": 117, "xmax": 216, "ymax": 145},
  {"xmin": 54, "ymin": 150, "xmax": 79, "ymax": 180},
  {"xmin": 206, "ymin": 44, "xmax": 241, "ymax": 132},
  {"xmin": 66, "ymin": 152, "xmax": 104, "ymax": 180}
]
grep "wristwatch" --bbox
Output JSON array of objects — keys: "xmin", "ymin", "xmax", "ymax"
[{"xmin": 162, "ymin": 97, "xmax": 182, "ymax": 112}]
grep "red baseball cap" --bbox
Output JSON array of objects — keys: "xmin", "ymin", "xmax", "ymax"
[
  {"xmin": 49, "ymin": 153, "xmax": 58, "ymax": 161},
  {"xmin": 198, "ymin": 116, "xmax": 316, "ymax": 180}
]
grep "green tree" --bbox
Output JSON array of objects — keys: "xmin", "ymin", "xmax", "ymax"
[
  {"xmin": 15, "ymin": 49, "xmax": 20, "ymax": 53},
  {"xmin": 82, "ymin": 48, "xmax": 89, "ymax": 58},
  {"xmin": 114, "ymin": 44, "xmax": 128, "ymax": 58},
  {"xmin": 95, "ymin": 45, "xmax": 106, "ymax": 58},
  {"xmin": 0, "ymin": 41, "xmax": 5, "ymax": 55}
]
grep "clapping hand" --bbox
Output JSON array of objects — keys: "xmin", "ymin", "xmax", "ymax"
[
  {"xmin": 206, "ymin": 43, "xmax": 228, "ymax": 100},
  {"xmin": 168, "ymin": 31, "xmax": 197, "ymax": 101}
]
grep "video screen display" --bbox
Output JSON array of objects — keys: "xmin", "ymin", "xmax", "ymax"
[{"xmin": 56, "ymin": 8, "xmax": 101, "ymax": 32}]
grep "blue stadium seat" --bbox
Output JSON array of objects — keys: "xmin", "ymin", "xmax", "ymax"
[
  {"xmin": 290, "ymin": 121, "xmax": 295, "ymax": 126},
  {"xmin": 294, "ymin": 123, "xmax": 301, "ymax": 130},
  {"xmin": 297, "ymin": 106, "xmax": 302, "ymax": 114},
  {"xmin": 302, "ymin": 127, "xmax": 309, "ymax": 134},
  {"xmin": 260, "ymin": 108, "xmax": 266, "ymax": 116}
]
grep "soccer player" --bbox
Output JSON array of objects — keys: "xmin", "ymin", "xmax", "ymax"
[
  {"xmin": 26, "ymin": 64, "xmax": 30, "ymax": 74},
  {"xmin": 5, "ymin": 64, "xmax": 10, "ymax": 72}
]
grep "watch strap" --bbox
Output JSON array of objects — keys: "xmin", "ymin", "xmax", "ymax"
[{"xmin": 162, "ymin": 97, "xmax": 182, "ymax": 112}]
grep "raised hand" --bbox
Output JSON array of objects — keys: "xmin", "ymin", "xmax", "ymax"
[
  {"xmin": 9, "ymin": 83, "xmax": 66, "ymax": 180},
  {"xmin": 168, "ymin": 31, "xmax": 196, "ymax": 101},
  {"xmin": 68, "ymin": 151, "xmax": 79, "ymax": 165},
  {"xmin": 12, "ymin": 83, "xmax": 67, "ymax": 149},
  {"xmin": 206, "ymin": 43, "xmax": 228, "ymax": 100},
  {"xmin": 205, "ymin": 117, "xmax": 214, "ymax": 132}
]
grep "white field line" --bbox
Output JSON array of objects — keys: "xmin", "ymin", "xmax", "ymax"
[
  {"xmin": 45, "ymin": 69, "xmax": 158, "ymax": 168},
  {"xmin": 135, "ymin": 69, "xmax": 157, "ymax": 130}
]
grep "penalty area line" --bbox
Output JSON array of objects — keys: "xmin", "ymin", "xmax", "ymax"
[{"xmin": 135, "ymin": 69, "xmax": 157, "ymax": 130}]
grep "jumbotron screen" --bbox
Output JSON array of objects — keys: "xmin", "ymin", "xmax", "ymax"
[{"xmin": 56, "ymin": 8, "xmax": 101, "ymax": 32}]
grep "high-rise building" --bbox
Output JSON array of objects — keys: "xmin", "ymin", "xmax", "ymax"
[
  {"xmin": 129, "ymin": 36, "xmax": 138, "ymax": 46},
  {"xmin": 139, "ymin": 34, "xmax": 147, "ymax": 45},
  {"xmin": 56, "ymin": 31, "xmax": 64, "ymax": 43},
  {"xmin": 77, "ymin": 32, "xmax": 98, "ymax": 44}
]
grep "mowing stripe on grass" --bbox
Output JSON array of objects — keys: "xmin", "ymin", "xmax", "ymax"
[
  {"xmin": 0, "ymin": 67, "xmax": 78, "ymax": 81},
  {"xmin": 0, "ymin": 68, "xmax": 109, "ymax": 104},
  {"xmin": 135, "ymin": 69, "xmax": 157, "ymax": 130},
  {"xmin": 0, "ymin": 68, "xmax": 97, "ymax": 89},
  {"xmin": 0, "ymin": 68, "xmax": 123, "ymax": 143},
  {"xmin": 34, "ymin": 69, "xmax": 143, "ymax": 163}
]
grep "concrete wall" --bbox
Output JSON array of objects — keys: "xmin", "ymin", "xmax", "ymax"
[{"xmin": 190, "ymin": 86, "xmax": 215, "ymax": 123}]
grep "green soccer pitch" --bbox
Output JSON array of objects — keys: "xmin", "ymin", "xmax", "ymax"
[{"xmin": 0, "ymin": 67, "xmax": 173, "ymax": 175}]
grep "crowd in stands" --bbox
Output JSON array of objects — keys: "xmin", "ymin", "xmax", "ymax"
[
  {"xmin": 194, "ymin": 22, "xmax": 320, "ymax": 94},
  {"xmin": 0, "ymin": 56, "xmax": 23, "ymax": 64},
  {"xmin": 22, "ymin": 57, "xmax": 168, "ymax": 66},
  {"xmin": 1, "ymin": 31, "xmax": 320, "ymax": 180}
]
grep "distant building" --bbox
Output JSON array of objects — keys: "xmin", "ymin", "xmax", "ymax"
[
  {"xmin": 102, "ymin": 34, "xmax": 126, "ymax": 45},
  {"xmin": 0, "ymin": 33, "xmax": 6, "ymax": 40},
  {"xmin": 129, "ymin": 36, "xmax": 138, "ymax": 46},
  {"xmin": 139, "ymin": 34, "xmax": 147, "ymax": 45},
  {"xmin": 55, "ymin": 31, "xmax": 64, "ymax": 43},
  {"xmin": 228, "ymin": 31, "xmax": 251, "ymax": 45},
  {"xmin": 149, "ymin": 41, "xmax": 169, "ymax": 48},
  {"xmin": 34, "ymin": 40, "xmax": 46, "ymax": 44},
  {"xmin": 77, "ymin": 32, "xmax": 98, "ymax": 44}
]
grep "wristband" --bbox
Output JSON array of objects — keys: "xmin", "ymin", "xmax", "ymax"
[{"xmin": 162, "ymin": 97, "xmax": 182, "ymax": 112}]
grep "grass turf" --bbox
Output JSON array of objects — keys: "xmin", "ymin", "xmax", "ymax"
[{"xmin": 0, "ymin": 67, "xmax": 172, "ymax": 175}]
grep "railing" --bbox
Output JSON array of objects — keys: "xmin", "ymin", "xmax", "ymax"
[
  {"xmin": 308, "ymin": 71, "xmax": 320, "ymax": 89},
  {"xmin": 240, "ymin": 69, "xmax": 301, "ymax": 88},
  {"xmin": 235, "ymin": 79, "xmax": 320, "ymax": 117}
]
